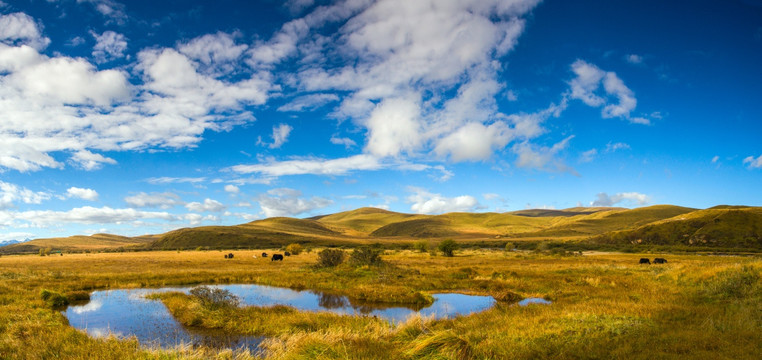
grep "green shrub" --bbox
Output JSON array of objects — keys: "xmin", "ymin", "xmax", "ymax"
[
  {"xmin": 504, "ymin": 242, "xmax": 514, "ymax": 251},
  {"xmin": 349, "ymin": 247, "xmax": 383, "ymax": 266},
  {"xmin": 414, "ymin": 240, "xmax": 430, "ymax": 253},
  {"xmin": 438, "ymin": 239, "xmax": 459, "ymax": 257},
  {"xmin": 317, "ymin": 249, "xmax": 345, "ymax": 267},
  {"xmin": 285, "ymin": 243, "xmax": 303, "ymax": 255},
  {"xmin": 189, "ymin": 286, "xmax": 239, "ymax": 309},
  {"xmin": 40, "ymin": 289, "xmax": 68, "ymax": 307}
]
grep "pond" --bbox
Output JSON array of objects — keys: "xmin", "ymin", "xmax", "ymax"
[{"xmin": 63, "ymin": 284, "xmax": 498, "ymax": 352}]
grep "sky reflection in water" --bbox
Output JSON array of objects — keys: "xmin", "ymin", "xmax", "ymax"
[{"xmin": 64, "ymin": 284, "xmax": 499, "ymax": 351}]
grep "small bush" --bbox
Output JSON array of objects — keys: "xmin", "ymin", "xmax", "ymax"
[
  {"xmin": 39, "ymin": 248, "xmax": 45, "ymax": 256},
  {"xmin": 317, "ymin": 249, "xmax": 345, "ymax": 267},
  {"xmin": 40, "ymin": 289, "xmax": 68, "ymax": 307},
  {"xmin": 349, "ymin": 247, "xmax": 384, "ymax": 266},
  {"xmin": 414, "ymin": 240, "xmax": 430, "ymax": 253},
  {"xmin": 504, "ymin": 242, "xmax": 514, "ymax": 251},
  {"xmin": 189, "ymin": 286, "xmax": 239, "ymax": 309},
  {"xmin": 438, "ymin": 239, "xmax": 459, "ymax": 257},
  {"xmin": 285, "ymin": 243, "xmax": 303, "ymax": 255}
]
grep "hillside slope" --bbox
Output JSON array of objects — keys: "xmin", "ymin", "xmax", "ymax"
[
  {"xmin": 0, "ymin": 233, "xmax": 157, "ymax": 253},
  {"xmin": 593, "ymin": 207, "xmax": 762, "ymax": 248}
]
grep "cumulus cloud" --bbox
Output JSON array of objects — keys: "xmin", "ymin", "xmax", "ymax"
[
  {"xmin": 0, "ymin": 16, "xmax": 273, "ymax": 173},
  {"xmin": 743, "ymin": 155, "xmax": 762, "ymax": 169},
  {"xmin": 185, "ymin": 198, "xmax": 225, "ymax": 212},
  {"xmin": 224, "ymin": 185, "xmax": 240, "ymax": 194},
  {"xmin": 91, "ymin": 30, "xmax": 127, "ymax": 63},
  {"xmin": 579, "ymin": 149, "xmax": 598, "ymax": 163},
  {"xmin": 590, "ymin": 192, "xmax": 650, "ymax": 207},
  {"xmin": 257, "ymin": 188, "xmax": 332, "ymax": 217},
  {"xmin": 124, "ymin": 192, "xmax": 183, "ymax": 209},
  {"xmin": 178, "ymin": 32, "xmax": 248, "ymax": 75},
  {"xmin": 568, "ymin": 59, "xmax": 647, "ymax": 124},
  {"xmin": 407, "ymin": 187, "xmax": 480, "ymax": 214},
  {"xmin": 0, "ymin": 12, "xmax": 50, "ymax": 50},
  {"xmin": 0, "ymin": 181, "xmax": 50, "ymax": 209},
  {"xmin": 66, "ymin": 187, "xmax": 99, "ymax": 201},
  {"xmin": 277, "ymin": 93, "xmax": 339, "ymax": 112}
]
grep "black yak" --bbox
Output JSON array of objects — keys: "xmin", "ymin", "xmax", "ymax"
[
  {"xmin": 272, "ymin": 254, "xmax": 284, "ymax": 261},
  {"xmin": 639, "ymin": 258, "xmax": 650, "ymax": 264},
  {"xmin": 653, "ymin": 258, "xmax": 667, "ymax": 264}
]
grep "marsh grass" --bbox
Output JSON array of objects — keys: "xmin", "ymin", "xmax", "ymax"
[{"xmin": 0, "ymin": 249, "xmax": 760, "ymax": 359}]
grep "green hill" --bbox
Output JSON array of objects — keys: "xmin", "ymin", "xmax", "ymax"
[
  {"xmin": 593, "ymin": 207, "xmax": 762, "ymax": 248},
  {"xmin": 314, "ymin": 207, "xmax": 420, "ymax": 234}
]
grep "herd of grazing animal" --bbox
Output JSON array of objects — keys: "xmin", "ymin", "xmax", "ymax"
[
  {"xmin": 639, "ymin": 257, "xmax": 668, "ymax": 265},
  {"xmin": 223, "ymin": 251, "xmax": 289, "ymax": 261}
]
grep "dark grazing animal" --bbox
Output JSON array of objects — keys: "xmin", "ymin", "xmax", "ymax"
[
  {"xmin": 653, "ymin": 258, "xmax": 667, "ymax": 264},
  {"xmin": 639, "ymin": 258, "xmax": 651, "ymax": 264},
  {"xmin": 271, "ymin": 254, "xmax": 284, "ymax": 261},
  {"xmin": 224, "ymin": 254, "xmax": 228, "ymax": 259},
  {"xmin": 284, "ymin": 251, "xmax": 291, "ymax": 256},
  {"xmin": 262, "ymin": 252, "xmax": 268, "ymax": 258},
  {"xmin": 228, "ymin": 253, "xmax": 234, "ymax": 259}
]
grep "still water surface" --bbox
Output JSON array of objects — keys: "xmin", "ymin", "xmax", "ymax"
[{"xmin": 64, "ymin": 284, "xmax": 499, "ymax": 352}]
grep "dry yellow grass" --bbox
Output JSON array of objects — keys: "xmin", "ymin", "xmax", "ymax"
[{"xmin": 1, "ymin": 249, "xmax": 760, "ymax": 359}]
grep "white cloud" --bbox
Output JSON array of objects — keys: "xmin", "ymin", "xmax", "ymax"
[
  {"xmin": 0, "ymin": 22, "xmax": 273, "ymax": 173},
  {"xmin": 407, "ymin": 187, "xmax": 480, "ymax": 214},
  {"xmin": 712, "ymin": 155, "xmax": 720, "ymax": 164},
  {"xmin": 434, "ymin": 121, "xmax": 511, "ymax": 161},
  {"xmin": 483, "ymin": 193, "xmax": 501, "ymax": 201},
  {"xmin": 579, "ymin": 149, "xmax": 598, "ymax": 163},
  {"xmin": 231, "ymin": 154, "xmax": 383, "ymax": 177},
  {"xmin": 605, "ymin": 142, "xmax": 630, "ymax": 152},
  {"xmin": 124, "ymin": 192, "xmax": 182, "ymax": 209},
  {"xmin": 267, "ymin": 124, "xmax": 293, "ymax": 149},
  {"xmin": 77, "ymin": 0, "xmax": 128, "ymax": 25},
  {"xmin": 625, "ymin": 54, "xmax": 643, "ymax": 64},
  {"xmin": 66, "ymin": 187, "xmax": 99, "ymax": 201},
  {"xmin": 91, "ymin": 30, "xmax": 127, "ymax": 63},
  {"xmin": 743, "ymin": 155, "xmax": 762, "ymax": 169},
  {"xmin": 568, "ymin": 59, "xmax": 647, "ymax": 125},
  {"xmin": 257, "ymin": 188, "xmax": 332, "ymax": 217},
  {"xmin": 70, "ymin": 150, "xmax": 117, "ymax": 171},
  {"xmin": 0, "ymin": 181, "xmax": 50, "ymax": 209},
  {"xmin": 513, "ymin": 136, "xmax": 576, "ymax": 174},
  {"xmin": 8, "ymin": 206, "xmax": 175, "ymax": 226},
  {"xmin": 178, "ymin": 32, "xmax": 248, "ymax": 75},
  {"xmin": 185, "ymin": 198, "xmax": 225, "ymax": 212},
  {"xmin": 364, "ymin": 97, "xmax": 423, "ymax": 157},
  {"xmin": 285, "ymin": 0, "xmax": 315, "ymax": 14},
  {"xmin": 145, "ymin": 177, "xmax": 206, "ymax": 184},
  {"xmin": 277, "ymin": 93, "xmax": 339, "ymax": 112},
  {"xmin": 330, "ymin": 136, "xmax": 357, "ymax": 149},
  {"xmin": 0, "ymin": 12, "xmax": 50, "ymax": 50},
  {"xmin": 590, "ymin": 192, "xmax": 650, "ymax": 207},
  {"xmin": 224, "ymin": 185, "xmax": 240, "ymax": 194}
]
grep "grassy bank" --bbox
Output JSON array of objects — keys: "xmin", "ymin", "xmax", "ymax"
[{"xmin": 1, "ymin": 249, "xmax": 760, "ymax": 359}]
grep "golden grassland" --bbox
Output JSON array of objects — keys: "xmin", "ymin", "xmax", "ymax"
[{"xmin": 0, "ymin": 249, "xmax": 761, "ymax": 359}]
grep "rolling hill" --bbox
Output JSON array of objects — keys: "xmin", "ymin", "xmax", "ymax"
[
  {"xmin": 3, "ymin": 205, "xmax": 761, "ymax": 253},
  {"xmin": 0, "ymin": 233, "xmax": 158, "ymax": 254},
  {"xmin": 593, "ymin": 207, "xmax": 762, "ymax": 248}
]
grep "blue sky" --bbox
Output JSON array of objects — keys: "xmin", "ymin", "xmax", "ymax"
[{"xmin": 1, "ymin": 0, "xmax": 761, "ymax": 242}]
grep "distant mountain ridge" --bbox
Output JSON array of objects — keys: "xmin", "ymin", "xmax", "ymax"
[{"xmin": 2, "ymin": 205, "xmax": 761, "ymax": 253}]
